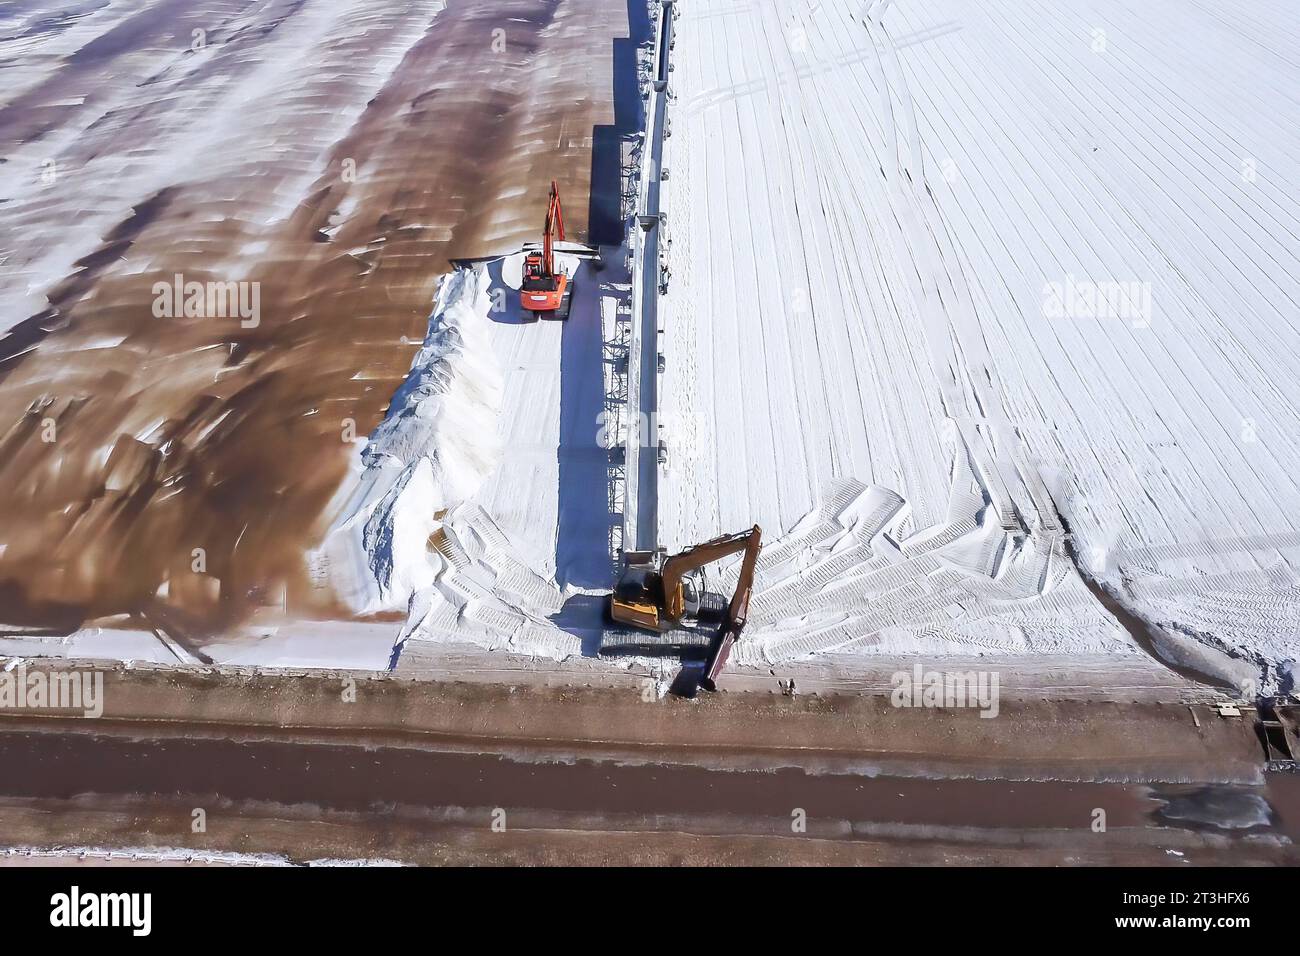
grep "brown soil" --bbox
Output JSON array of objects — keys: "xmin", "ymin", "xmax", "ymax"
[{"xmin": 0, "ymin": 0, "xmax": 630, "ymax": 634}]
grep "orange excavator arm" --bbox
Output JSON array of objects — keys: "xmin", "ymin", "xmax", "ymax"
[{"xmin": 542, "ymin": 179, "xmax": 565, "ymax": 276}]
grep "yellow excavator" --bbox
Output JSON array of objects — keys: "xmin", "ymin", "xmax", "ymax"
[{"xmin": 609, "ymin": 526, "xmax": 762, "ymax": 690}]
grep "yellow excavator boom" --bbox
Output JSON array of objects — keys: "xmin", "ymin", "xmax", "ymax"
[{"xmin": 659, "ymin": 526, "xmax": 761, "ymax": 622}]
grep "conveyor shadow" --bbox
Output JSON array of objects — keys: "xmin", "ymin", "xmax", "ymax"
[
  {"xmin": 555, "ymin": 0, "xmax": 651, "ymax": 593},
  {"xmin": 556, "ymin": 263, "xmax": 615, "ymax": 590}
]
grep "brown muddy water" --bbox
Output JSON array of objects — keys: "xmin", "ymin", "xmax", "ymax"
[
  {"xmin": 0, "ymin": 730, "xmax": 1157, "ymax": 831},
  {"xmin": 0, "ymin": 728, "xmax": 1295, "ymax": 847},
  {"xmin": 0, "ymin": 0, "xmax": 634, "ymax": 637}
]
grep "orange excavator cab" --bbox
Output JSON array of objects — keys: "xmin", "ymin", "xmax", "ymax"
[{"xmin": 520, "ymin": 181, "xmax": 573, "ymax": 320}]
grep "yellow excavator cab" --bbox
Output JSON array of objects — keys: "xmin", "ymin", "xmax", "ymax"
[{"xmin": 609, "ymin": 559, "xmax": 666, "ymax": 630}]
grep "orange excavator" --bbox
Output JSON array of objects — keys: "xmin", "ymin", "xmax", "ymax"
[
  {"xmin": 609, "ymin": 526, "xmax": 762, "ymax": 690},
  {"xmin": 520, "ymin": 180, "xmax": 574, "ymax": 320}
]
